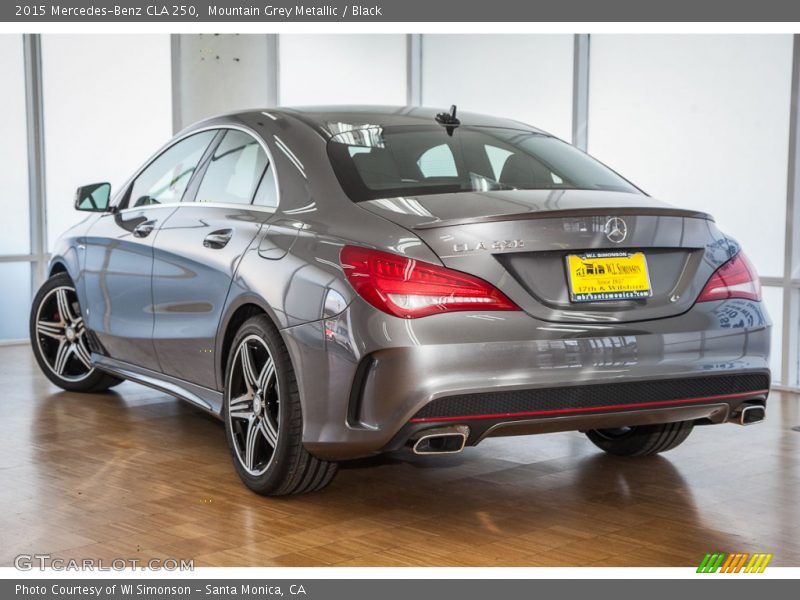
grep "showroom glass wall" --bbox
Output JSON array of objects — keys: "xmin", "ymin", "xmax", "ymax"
[
  {"xmin": 588, "ymin": 35, "xmax": 792, "ymax": 383},
  {"xmin": 0, "ymin": 35, "xmax": 31, "ymax": 341},
  {"xmin": 41, "ymin": 35, "xmax": 172, "ymax": 251},
  {"xmin": 0, "ymin": 34, "xmax": 172, "ymax": 343},
  {"xmin": 2, "ymin": 32, "xmax": 798, "ymax": 391}
]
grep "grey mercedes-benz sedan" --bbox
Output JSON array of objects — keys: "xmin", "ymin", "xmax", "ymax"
[{"xmin": 30, "ymin": 106, "xmax": 770, "ymax": 495}]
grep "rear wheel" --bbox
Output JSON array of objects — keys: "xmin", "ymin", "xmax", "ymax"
[
  {"xmin": 585, "ymin": 421, "xmax": 694, "ymax": 456},
  {"xmin": 223, "ymin": 314, "xmax": 338, "ymax": 495},
  {"xmin": 29, "ymin": 272, "xmax": 122, "ymax": 392}
]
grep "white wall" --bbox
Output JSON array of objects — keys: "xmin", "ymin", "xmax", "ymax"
[
  {"xmin": 588, "ymin": 35, "xmax": 793, "ymax": 279},
  {"xmin": 421, "ymin": 35, "xmax": 574, "ymax": 141},
  {"xmin": 0, "ymin": 35, "xmax": 30, "ymax": 256},
  {"xmin": 177, "ymin": 34, "xmax": 272, "ymax": 129},
  {"xmin": 278, "ymin": 34, "xmax": 407, "ymax": 106},
  {"xmin": 41, "ymin": 34, "xmax": 173, "ymax": 250}
]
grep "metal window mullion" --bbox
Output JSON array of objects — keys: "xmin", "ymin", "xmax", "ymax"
[
  {"xmin": 0, "ymin": 254, "xmax": 47, "ymax": 263},
  {"xmin": 572, "ymin": 34, "xmax": 590, "ymax": 152},
  {"xmin": 407, "ymin": 34, "xmax": 422, "ymax": 107},
  {"xmin": 23, "ymin": 33, "xmax": 47, "ymax": 293},
  {"xmin": 782, "ymin": 34, "xmax": 800, "ymax": 388},
  {"xmin": 266, "ymin": 34, "xmax": 279, "ymax": 107},
  {"xmin": 170, "ymin": 34, "xmax": 182, "ymax": 134}
]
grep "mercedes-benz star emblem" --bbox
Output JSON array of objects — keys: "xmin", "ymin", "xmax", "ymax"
[{"xmin": 605, "ymin": 217, "xmax": 628, "ymax": 244}]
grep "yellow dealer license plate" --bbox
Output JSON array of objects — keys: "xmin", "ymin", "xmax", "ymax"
[{"xmin": 566, "ymin": 251, "xmax": 652, "ymax": 303}]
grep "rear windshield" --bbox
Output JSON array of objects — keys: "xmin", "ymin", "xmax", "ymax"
[{"xmin": 327, "ymin": 125, "xmax": 641, "ymax": 202}]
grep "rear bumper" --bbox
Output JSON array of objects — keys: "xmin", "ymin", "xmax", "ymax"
[
  {"xmin": 281, "ymin": 297, "xmax": 771, "ymax": 460},
  {"xmin": 385, "ymin": 376, "xmax": 768, "ymax": 452}
]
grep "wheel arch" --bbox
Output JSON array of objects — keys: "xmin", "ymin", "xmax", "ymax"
[
  {"xmin": 45, "ymin": 257, "xmax": 86, "ymax": 309},
  {"xmin": 48, "ymin": 261, "xmax": 69, "ymax": 277},
  {"xmin": 46, "ymin": 249, "xmax": 82, "ymax": 289},
  {"xmin": 215, "ymin": 296, "xmax": 285, "ymax": 391}
]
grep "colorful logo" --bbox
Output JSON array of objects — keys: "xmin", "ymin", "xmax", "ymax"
[{"xmin": 697, "ymin": 552, "xmax": 773, "ymax": 573}]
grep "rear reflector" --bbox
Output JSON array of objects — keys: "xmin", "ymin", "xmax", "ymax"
[
  {"xmin": 697, "ymin": 252, "xmax": 761, "ymax": 303},
  {"xmin": 340, "ymin": 245, "xmax": 520, "ymax": 318}
]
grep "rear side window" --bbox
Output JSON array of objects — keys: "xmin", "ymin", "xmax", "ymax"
[
  {"xmin": 252, "ymin": 165, "xmax": 278, "ymax": 208},
  {"xmin": 127, "ymin": 131, "xmax": 215, "ymax": 208},
  {"xmin": 417, "ymin": 144, "xmax": 457, "ymax": 177},
  {"xmin": 194, "ymin": 130, "xmax": 268, "ymax": 205},
  {"xmin": 484, "ymin": 145, "xmax": 514, "ymax": 180}
]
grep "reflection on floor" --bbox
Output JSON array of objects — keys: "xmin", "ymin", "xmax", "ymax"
[{"xmin": 1, "ymin": 345, "xmax": 799, "ymax": 567}]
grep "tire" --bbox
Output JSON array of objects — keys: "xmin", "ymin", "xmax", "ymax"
[
  {"xmin": 29, "ymin": 272, "xmax": 123, "ymax": 393},
  {"xmin": 585, "ymin": 420, "xmax": 694, "ymax": 457},
  {"xmin": 223, "ymin": 314, "xmax": 338, "ymax": 496}
]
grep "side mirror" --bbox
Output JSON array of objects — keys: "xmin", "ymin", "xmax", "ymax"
[{"xmin": 75, "ymin": 182, "xmax": 112, "ymax": 212}]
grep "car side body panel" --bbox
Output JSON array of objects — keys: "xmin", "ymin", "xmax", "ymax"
[
  {"xmin": 151, "ymin": 205, "xmax": 270, "ymax": 389},
  {"xmin": 80, "ymin": 207, "xmax": 176, "ymax": 371},
  {"xmin": 48, "ymin": 213, "xmax": 97, "ymax": 284}
]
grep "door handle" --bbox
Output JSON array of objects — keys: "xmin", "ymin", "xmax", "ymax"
[
  {"xmin": 133, "ymin": 220, "xmax": 156, "ymax": 238},
  {"xmin": 203, "ymin": 229, "xmax": 233, "ymax": 249}
]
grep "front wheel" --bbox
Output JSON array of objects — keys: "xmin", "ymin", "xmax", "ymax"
[
  {"xmin": 29, "ymin": 272, "xmax": 123, "ymax": 392},
  {"xmin": 223, "ymin": 314, "xmax": 338, "ymax": 496},
  {"xmin": 585, "ymin": 421, "xmax": 694, "ymax": 457}
]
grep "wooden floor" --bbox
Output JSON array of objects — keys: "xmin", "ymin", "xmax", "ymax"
[{"xmin": 1, "ymin": 345, "xmax": 799, "ymax": 568}]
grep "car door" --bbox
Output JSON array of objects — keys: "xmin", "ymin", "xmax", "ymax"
[
  {"xmin": 82, "ymin": 130, "xmax": 217, "ymax": 371},
  {"xmin": 151, "ymin": 128, "xmax": 276, "ymax": 390}
]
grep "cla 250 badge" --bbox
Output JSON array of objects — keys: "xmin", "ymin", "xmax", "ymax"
[{"xmin": 453, "ymin": 239, "xmax": 525, "ymax": 253}]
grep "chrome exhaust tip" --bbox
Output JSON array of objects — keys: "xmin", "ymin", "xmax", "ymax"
[
  {"xmin": 409, "ymin": 425, "xmax": 469, "ymax": 455},
  {"xmin": 739, "ymin": 404, "xmax": 766, "ymax": 425}
]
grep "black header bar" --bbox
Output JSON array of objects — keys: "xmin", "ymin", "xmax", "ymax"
[{"xmin": 3, "ymin": 0, "xmax": 800, "ymax": 23}]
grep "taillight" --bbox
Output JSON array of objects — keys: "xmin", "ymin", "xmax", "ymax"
[
  {"xmin": 697, "ymin": 252, "xmax": 761, "ymax": 303},
  {"xmin": 340, "ymin": 245, "xmax": 520, "ymax": 318}
]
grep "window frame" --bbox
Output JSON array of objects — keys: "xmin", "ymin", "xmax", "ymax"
[{"xmin": 113, "ymin": 125, "xmax": 281, "ymax": 215}]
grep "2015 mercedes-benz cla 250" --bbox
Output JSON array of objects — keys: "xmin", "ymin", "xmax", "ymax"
[{"xmin": 30, "ymin": 106, "xmax": 771, "ymax": 495}]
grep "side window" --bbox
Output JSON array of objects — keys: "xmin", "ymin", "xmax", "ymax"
[
  {"xmin": 484, "ymin": 145, "xmax": 514, "ymax": 180},
  {"xmin": 417, "ymin": 144, "xmax": 457, "ymax": 178},
  {"xmin": 127, "ymin": 131, "xmax": 215, "ymax": 208},
  {"xmin": 194, "ymin": 130, "xmax": 268, "ymax": 205},
  {"xmin": 486, "ymin": 143, "xmax": 563, "ymax": 189},
  {"xmin": 252, "ymin": 164, "xmax": 278, "ymax": 208}
]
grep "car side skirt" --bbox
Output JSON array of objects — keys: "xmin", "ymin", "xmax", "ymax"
[{"xmin": 92, "ymin": 354, "xmax": 223, "ymax": 416}]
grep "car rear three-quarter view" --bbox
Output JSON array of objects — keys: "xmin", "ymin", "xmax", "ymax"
[{"xmin": 30, "ymin": 106, "xmax": 771, "ymax": 496}]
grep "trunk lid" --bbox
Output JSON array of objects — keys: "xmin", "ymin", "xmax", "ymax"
[{"xmin": 358, "ymin": 190, "xmax": 734, "ymax": 323}]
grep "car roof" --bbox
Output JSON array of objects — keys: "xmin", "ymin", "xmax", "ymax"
[{"xmin": 195, "ymin": 106, "xmax": 549, "ymax": 140}]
